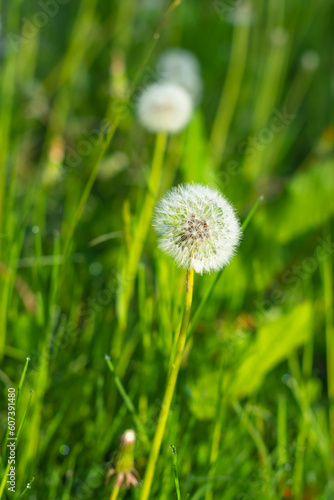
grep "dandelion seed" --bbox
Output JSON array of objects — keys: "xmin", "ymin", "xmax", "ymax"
[
  {"xmin": 137, "ymin": 82, "xmax": 193, "ymax": 134},
  {"xmin": 157, "ymin": 48, "xmax": 203, "ymax": 103},
  {"xmin": 153, "ymin": 184, "xmax": 241, "ymax": 274}
]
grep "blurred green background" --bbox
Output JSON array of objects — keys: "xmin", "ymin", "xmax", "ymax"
[{"xmin": 1, "ymin": 0, "xmax": 334, "ymax": 499}]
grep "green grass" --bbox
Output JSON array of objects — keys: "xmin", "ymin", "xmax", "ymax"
[{"xmin": 1, "ymin": 0, "xmax": 334, "ymax": 499}]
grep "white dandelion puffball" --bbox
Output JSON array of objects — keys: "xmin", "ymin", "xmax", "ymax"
[
  {"xmin": 137, "ymin": 82, "xmax": 193, "ymax": 134},
  {"xmin": 157, "ymin": 48, "xmax": 203, "ymax": 103},
  {"xmin": 153, "ymin": 184, "xmax": 241, "ymax": 274},
  {"xmin": 121, "ymin": 429, "xmax": 136, "ymax": 445}
]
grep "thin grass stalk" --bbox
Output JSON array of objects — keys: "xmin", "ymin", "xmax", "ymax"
[
  {"xmin": 22, "ymin": 234, "xmax": 60, "ymax": 474},
  {"xmin": 0, "ymin": 13, "xmax": 20, "ymax": 253},
  {"xmin": 109, "ymin": 484, "xmax": 121, "ymax": 500},
  {"xmin": 262, "ymin": 61, "xmax": 317, "ymax": 176},
  {"xmin": 16, "ymin": 478, "xmax": 35, "ymax": 499},
  {"xmin": 288, "ymin": 360, "xmax": 330, "ymax": 473},
  {"xmin": 292, "ymin": 416, "xmax": 308, "ymax": 500},
  {"xmin": 105, "ymin": 355, "xmax": 150, "ymax": 448},
  {"xmin": 140, "ymin": 268, "xmax": 194, "ymax": 500},
  {"xmin": 116, "ymin": 132, "xmax": 168, "ymax": 335},
  {"xmin": 209, "ymin": 18, "xmax": 250, "ymax": 167},
  {"xmin": 233, "ymin": 401, "xmax": 272, "ymax": 490},
  {"xmin": 0, "ymin": 391, "xmax": 33, "ymax": 497},
  {"xmin": 138, "ymin": 263, "xmax": 152, "ymax": 424},
  {"xmin": 42, "ymin": 0, "xmax": 99, "ymax": 156},
  {"xmin": 0, "ymin": 357, "xmax": 30, "ymax": 473},
  {"xmin": 243, "ymin": 0, "xmax": 287, "ymax": 181},
  {"xmin": 205, "ymin": 360, "xmax": 225, "ymax": 500},
  {"xmin": 277, "ymin": 394, "xmax": 287, "ymax": 468},
  {"xmin": 320, "ymin": 229, "xmax": 334, "ymax": 462},
  {"xmin": 128, "ymin": 0, "xmax": 184, "ymax": 98},
  {"xmin": 171, "ymin": 446, "xmax": 181, "ymax": 500},
  {"xmin": 0, "ymin": 14, "xmax": 20, "ymax": 358}
]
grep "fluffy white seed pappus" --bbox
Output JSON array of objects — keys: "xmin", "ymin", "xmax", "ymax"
[
  {"xmin": 157, "ymin": 48, "xmax": 203, "ymax": 103},
  {"xmin": 153, "ymin": 184, "xmax": 241, "ymax": 274},
  {"xmin": 137, "ymin": 83, "xmax": 193, "ymax": 134}
]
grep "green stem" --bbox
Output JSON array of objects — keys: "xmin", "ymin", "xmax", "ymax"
[
  {"xmin": 0, "ymin": 392, "xmax": 33, "ymax": 497},
  {"xmin": 140, "ymin": 268, "xmax": 194, "ymax": 500},
  {"xmin": 62, "ymin": 119, "xmax": 119, "ymax": 261},
  {"xmin": 233, "ymin": 402, "xmax": 272, "ymax": 485},
  {"xmin": 292, "ymin": 415, "xmax": 308, "ymax": 500},
  {"xmin": 205, "ymin": 360, "xmax": 225, "ymax": 500},
  {"xmin": 209, "ymin": 18, "xmax": 250, "ymax": 167},
  {"xmin": 321, "ymin": 229, "xmax": 334, "ymax": 461},
  {"xmin": 16, "ymin": 477, "xmax": 35, "ymax": 499},
  {"xmin": 1, "ymin": 355, "xmax": 30, "ymax": 470},
  {"xmin": 277, "ymin": 394, "xmax": 287, "ymax": 468},
  {"xmin": 109, "ymin": 485, "xmax": 120, "ymax": 500},
  {"xmin": 116, "ymin": 132, "xmax": 167, "ymax": 335},
  {"xmin": 105, "ymin": 355, "xmax": 149, "ymax": 448},
  {"xmin": 170, "ymin": 446, "xmax": 181, "ymax": 500}
]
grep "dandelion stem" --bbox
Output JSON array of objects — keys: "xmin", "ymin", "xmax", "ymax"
[
  {"xmin": 140, "ymin": 268, "xmax": 194, "ymax": 500},
  {"xmin": 109, "ymin": 484, "xmax": 120, "ymax": 500},
  {"xmin": 116, "ymin": 132, "xmax": 167, "ymax": 336}
]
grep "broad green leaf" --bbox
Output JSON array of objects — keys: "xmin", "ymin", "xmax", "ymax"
[
  {"xmin": 260, "ymin": 159, "xmax": 334, "ymax": 243},
  {"xmin": 188, "ymin": 302, "xmax": 312, "ymax": 419},
  {"xmin": 230, "ymin": 301, "xmax": 312, "ymax": 398}
]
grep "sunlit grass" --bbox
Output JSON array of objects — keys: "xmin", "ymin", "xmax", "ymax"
[{"xmin": 0, "ymin": 1, "xmax": 334, "ymax": 499}]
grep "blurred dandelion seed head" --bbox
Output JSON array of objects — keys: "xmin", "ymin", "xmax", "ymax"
[
  {"xmin": 153, "ymin": 184, "xmax": 241, "ymax": 274},
  {"xmin": 121, "ymin": 429, "xmax": 136, "ymax": 445},
  {"xmin": 225, "ymin": 1, "xmax": 254, "ymax": 26},
  {"xmin": 137, "ymin": 82, "xmax": 193, "ymax": 133},
  {"xmin": 157, "ymin": 48, "xmax": 203, "ymax": 103}
]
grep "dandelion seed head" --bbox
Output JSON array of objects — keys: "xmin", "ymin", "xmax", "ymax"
[
  {"xmin": 225, "ymin": 1, "xmax": 254, "ymax": 26},
  {"xmin": 157, "ymin": 48, "xmax": 203, "ymax": 103},
  {"xmin": 153, "ymin": 184, "xmax": 241, "ymax": 274},
  {"xmin": 137, "ymin": 82, "xmax": 193, "ymax": 134},
  {"xmin": 121, "ymin": 429, "xmax": 136, "ymax": 446}
]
